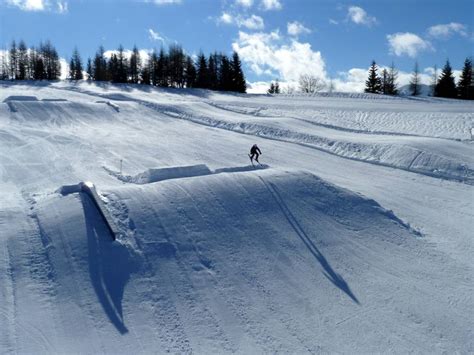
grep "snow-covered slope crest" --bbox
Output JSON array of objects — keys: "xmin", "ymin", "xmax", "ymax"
[
  {"xmin": 12, "ymin": 81, "xmax": 468, "ymax": 184},
  {"xmin": 3, "ymin": 168, "xmax": 470, "ymax": 354}
]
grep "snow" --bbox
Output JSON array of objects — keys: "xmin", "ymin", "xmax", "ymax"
[{"xmin": 0, "ymin": 81, "xmax": 473, "ymax": 353}]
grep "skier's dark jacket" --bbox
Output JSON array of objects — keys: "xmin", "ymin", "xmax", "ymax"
[{"xmin": 250, "ymin": 145, "xmax": 261, "ymax": 155}]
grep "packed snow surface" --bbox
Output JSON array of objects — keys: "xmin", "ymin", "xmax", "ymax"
[{"xmin": 0, "ymin": 81, "xmax": 473, "ymax": 353}]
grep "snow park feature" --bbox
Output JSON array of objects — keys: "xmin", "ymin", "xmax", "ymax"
[{"xmin": 0, "ymin": 81, "xmax": 473, "ymax": 353}]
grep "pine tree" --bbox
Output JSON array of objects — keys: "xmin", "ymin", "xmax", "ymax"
[
  {"xmin": 108, "ymin": 53, "xmax": 119, "ymax": 82},
  {"xmin": 157, "ymin": 47, "xmax": 168, "ymax": 87},
  {"xmin": 364, "ymin": 60, "xmax": 382, "ymax": 94},
  {"xmin": 17, "ymin": 40, "xmax": 28, "ymax": 80},
  {"xmin": 381, "ymin": 68, "xmax": 389, "ymax": 95},
  {"xmin": 218, "ymin": 55, "xmax": 232, "ymax": 91},
  {"xmin": 409, "ymin": 61, "xmax": 421, "ymax": 96},
  {"xmin": 69, "ymin": 47, "xmax": 83, "ymax": 80},
  {"xmin": 141, "ymin": 58, "xmax": 151, "ymax": 85},
  {"xmin": 93, "ymin": 46, "xmax": 107, "ymax": 81},
  {"xmin": 185, "ymin": 56, "xmax": 196, "ymax": 88},
  {"xmin": 0, "ymin": 50, "xmax": 8, "ymax": 80},
  {"xmin": 32, "ymin": 45, "xmax": 45, "ymax": 80},
  {"xmin": 430, "ymin": 64, "xmax": 438, "ymax": 96},
  {"xmin": 268, "ymin": 82, "xmax": 275, "ymax": 94},
  {"xmin": 231, "ymin": 51, "xmax": 246, "ymax": 93},
  {"xmin": 168, "ymin": 44, "xmax": 185, "ymax": 88},
  {"xmin": 149, "ymin": 50, "xmax": 158, "ymax": 86},
  {"xmin": 208, "ymin": 54, "xmax": 218, "ymax": 90},
  {"xmin": 274, "ymin": 79, "xmax": 280, "ymax": 94},
  {"xmin": 9, "ymin": 40, "xmax": 18, "ymax": 80},
  {"xmin": 69, "ymin": 57, "xmax": 75, "ymax": 80},
  {"xmin": 86, "ymin": 58, "xmax": 93, "ymax": 80},
  {"xmin": 435, "ymin": 60, "xmax": 457, "ymax": 98},
  {"xmin": 195, "ymin": 53, "xmax": 208, "ymax": 88},
  {"xmin": 115, "ymin": 45, "xmax": 129, "ymax": 83},
  {"xmin": 129, "ymin": 45, "xmax": 141, "ymax": 84},
  {"xmin": 457, "ymin": 57, "xmax": 473, "ymax": 100},
  {"xmin": 385, "ymin": 62, "xmax": 398, "ymax": 95}
]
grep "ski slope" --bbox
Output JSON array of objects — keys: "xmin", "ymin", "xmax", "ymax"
[{"xmin": 0, "ymin": 81, "xmax": 473, "ymax": 353}]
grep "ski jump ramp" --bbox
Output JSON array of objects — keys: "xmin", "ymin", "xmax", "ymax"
[{"xmin": 58, "ymin": 181, "xmax": 119, "ymax": 240}]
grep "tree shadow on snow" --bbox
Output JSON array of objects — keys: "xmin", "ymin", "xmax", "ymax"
[
  {"xmin": 81, "ymin": 193, "xmax": 139, "ymax": 334},
  {"xmin": 261, "ymin": 179, "xmax": 360, "ymax": 305}
]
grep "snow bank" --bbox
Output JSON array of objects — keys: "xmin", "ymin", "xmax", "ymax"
[{"xmin": 147, "ymin": 103, "xmax": 473, "ymax": 184}]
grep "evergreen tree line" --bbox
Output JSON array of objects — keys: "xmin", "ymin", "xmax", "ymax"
[
  {"xmin": 81, "ymin": 43, "xmax": 246, "ymax": 92},
  {"xmin": 1, "ymin": 40, "xmax": 61, "ymax": 80},
  {"xmin": 1, "ymin": 40, "xmax": 247, "ymax": 93},
  {"xmin": 365, "ymin": 58, "xmax": 473, "ymax": 100}
]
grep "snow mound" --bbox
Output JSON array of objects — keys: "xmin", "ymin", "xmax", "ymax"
[
  {"xmin": 105, "ymin": 164, "xmax": 269, "ymax": 184},
  {"xmin": 6, "ymin": 169, "xmax": 468, "ymax": 353}
]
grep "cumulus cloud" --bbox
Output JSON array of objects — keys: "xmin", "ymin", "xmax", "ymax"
[
  {"xmin": 235, "ymin": 0, "xmax": 253, "ymax": 7},
  {"xmin": 347, "ymin": 6, "xmax": 376, "ymax": 26},
  {"xmin": 387, "ymin": 32, "xmax": 432, "ymax": 57},
  {"xmin": 218, "ymin": 13, "xmax": 264, "ymax": 30},
  {"xmin": 261, "ymin": 0, "xmax": 281, "ymax": 11},
  {"xmin": 232, "ymin": 30, "xmax": 326, "ymax": 84},
  {"xmin": 5, "ymin": 0, "xmax": 68, "ymax": 12},
  {"xmin": 287, "ymin": 21, "xmax": 311, "ymax": 36},
  {"xmin": 148, "ymin": 29, "xmax": 165, "ymax": 42},
  {"xmin": 239, "ymin": 15, "xmax": 264, "ymax": 30},
  {"xmin": 427, "ymin": 22, "xmax": 468, "ymax": 39}
]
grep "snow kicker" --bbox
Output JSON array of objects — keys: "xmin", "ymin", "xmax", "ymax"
[{"xmin": 58, "ymin": 181, "xmax": 119, "ymax": 240}]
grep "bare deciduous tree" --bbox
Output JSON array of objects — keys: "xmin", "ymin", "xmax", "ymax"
[{"xmin": 298, "ymin": 74, "xmax": 326, "ymax": 93}]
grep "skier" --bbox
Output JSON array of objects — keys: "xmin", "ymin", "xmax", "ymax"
[{"xmin": 249, "ymin": 144, "xmax": 262, "ymax": 164}]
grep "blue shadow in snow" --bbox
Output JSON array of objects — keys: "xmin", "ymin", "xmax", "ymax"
[
  {"xmin": 261, "ymin": 178, "xmax": 360, "ymax": 305},
  {"xmin": 81, "ymin": 193, "xmax": 139, "ymax": 334}
]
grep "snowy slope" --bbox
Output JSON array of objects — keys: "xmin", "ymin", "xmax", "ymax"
[{"xmin": 0, "ymin": 81, "xmax": 473, "ymax": 353}]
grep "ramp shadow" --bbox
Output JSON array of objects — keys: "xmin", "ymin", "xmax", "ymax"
[
  {"xmin": 81, "ymin": 193, "xmax": 138, "ymax": 334},
  {"xmin": 260, "ymin": 177, "xmax": 360, "ymax": 305}
]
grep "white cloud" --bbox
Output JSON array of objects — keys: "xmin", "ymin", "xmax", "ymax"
[
  {"xmin": 287, "ymin": 21, "xmax": 311, "ymax": 36},
  {"xmin": 5, "ymin": 0, "xmax": 46, "ymax": 11},
  {"xmin": 239, "ymin": 15, "xmax": 264, "ymax": 30},
  {"xmin": 218, "ymin": 13, "xmax": 264, "ymax": 30},
  {"xmin": 232, "ymin": 30, "xmax": 327, "ymax": 84},
  {"xmin": 56, "ymin": 0, "xmax": 67, "ymax": 13},
  {"xmin": 5, "ymin": 0, "xmax": 70, "ymax": 13},
  {"xmin": 427, "ymin": 22, "xmax": 467, "ymax": 39},
  {"xmin": 261, "ymin": 0, "xmax": 281, "ymax": 11},
  {"xmin": 329, "ymin": 19, "xmax": 339, "ymax": 25},
  {"xmin": 148, "ymin": 28, "xmax": 164, "ymax": 42},
  {"xmin": 219, "ymin": 12, "xmax": 233, "ymax": 24},
  {"xmin": 236, "ymin": 0, "xmax": 253, "ymax": 7},
  {"xmin": 145, "ymin": 0, "xmax": 182, "ymax": 4},
  {"xmin": 332, "ymin": 68, "xmax": 368, "ymax": 92},
  {"xmin": 347, "ymin": 6, "xmax": 376, "ymax": 26},
  {"xmin": 104, "ymin": 49, "xmax": 152, "ymax": 63},
  {"xmin": 387, "ymin": 32, "xmax": 432, "ymax": 57}
]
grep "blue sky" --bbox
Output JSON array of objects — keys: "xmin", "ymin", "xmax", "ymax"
[{"xmin": 1, "ymin": 0, "xmax": 472, "ymax": 92}]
